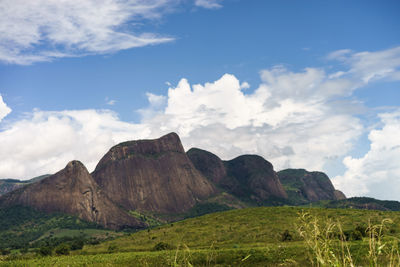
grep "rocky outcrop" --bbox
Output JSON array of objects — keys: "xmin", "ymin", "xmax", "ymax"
[
  {"xmin": 187, "ymin": 149, "xmax": 288, "ymax": 204},
  {"xmin": 278, "ymin": 169, "xmax": 346, "ymax": 204},
  {"xmin": 0, "ymin": 161, "xmax": 144, "ymax": 230},
  {"xmin": 224, "ymin": 155, "xmax": 288, "ymax": 202},
  {"xmin": 0, "ymin": 175, "xmax": 50, "ymax": 196},
  {"xmin": 0, "ymin": 180, "xmax": 25, "ymax": 196},
  {"xmin": 92, "ymin": 133, "xmax": 217, "ymax": 214},
  {"xmin": 186, "ymin": 148, "xmax": 227, "ymax": 185},
  {"xmin": 334, "ymin": 190, "xmax": 346, "ymax": 200}
]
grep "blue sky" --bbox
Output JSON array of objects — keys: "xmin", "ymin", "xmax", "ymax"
[{"xmin": 0, "ymin": 0, "xmax": 400, "ymax": 200}]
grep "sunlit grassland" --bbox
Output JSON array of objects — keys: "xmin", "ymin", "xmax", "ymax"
[
  {"xmin": 84, "ymin": 206, "xmax": 400, "ymax": 253},
  {"xmin": 3, "ymin": 206, "xmax": 400, "ymax": 266}
]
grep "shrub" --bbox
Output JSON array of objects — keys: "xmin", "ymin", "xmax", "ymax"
[
  {"xmin": 107, "ymin": 244, "xmax": 118, "ymax": 253},
  {"xmin": 0, "ymin": 248, "xmax": 10, "ymax": 255},
  {"xmin": 153, "ymin": 242, "xmax": 175, "ymax": 251},
  {"xmin": 280, "ymin": 229, "xmax": 292, "ymax": 242},
  {"xmin": 351, "ymin": 230, "xmax": 363, "ymax": 241},
  {"xmin": 38, "ymin": 246, "xmax": 52, "ymax": 256},
  {"xmin": 355, "ymin": 224, "xmax": 368, "ymax": 237},
  {"xmin": 20, "ymin": 246, "xmax": 29, "ymax": 254},
  {"xmin": 54, "ymin": 243, "xmax": 70, "ymax": 255},
  {"xmin": 71, "ymin": 239, "xmax": 84, "ymax": 250}
]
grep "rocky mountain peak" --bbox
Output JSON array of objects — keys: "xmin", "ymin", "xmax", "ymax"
[
  {"xmin": 0, "ymin": 161, "xmax": 144, "ymax": 230},
  {"xmin": 278, "ymin": 168, "xmax": 346, "ymax": 203},
  {"xmin": 93, "ymin": 134, "xmax": 216, "ymax": 215},
  {"xmin": 188, "ymin": 149, "xmax": 288, "ymax": 204}
]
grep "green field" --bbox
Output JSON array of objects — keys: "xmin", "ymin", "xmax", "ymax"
[{"xmin": 2, "ymin": 206, "xmax": 400, "ymax": 266}]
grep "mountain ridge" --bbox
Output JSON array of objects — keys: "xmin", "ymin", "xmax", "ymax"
[{"xmin": 0, "ymin": 132, "xmax": 353, "ymax": 231}]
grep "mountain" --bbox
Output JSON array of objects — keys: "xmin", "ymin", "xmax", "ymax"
[
  {"xmin": 187, "ymin": 148, "xmax": 288, "ymax": 205},
  {"xmin": 0, "ymin": 132, "xmax": 353, "ymax": 233},
  {"xmin": 316, "ymin": 197, "xmax": 400, "ymax": 211},
  {"xmin": 0, "ymin": 179, "xmax": 25, "ymax": 196},
  {"xmin": 277, "ymin": 169, "xmax": 346, "ymax": 204},
  {"xmin": 92, "ymin": 133, "xmax": 217, "ymax": 215},
  {"xmin": 0, "ymin": 175, "xmax": 50, "ymax": 196},
  {"xmin": 0, "ymin": 161, "xmax": 144, "ymax": 230}
]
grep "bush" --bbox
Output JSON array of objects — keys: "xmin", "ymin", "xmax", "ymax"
[
  {"xmin": 153, "ymin": 242, "xmax": 175, "ymax": 251},
  {"xmin": 107, "ymin": 244, "xmax": 118, "ymax": 253},
  {"xmin": 343, "ymin": 229, "xmax": 363, "ymax": 241},
  {"xmin": 38, "ymin": 246, "xmax": 52, "ymax": 256},
  {"xmin": 55, "ymin": 243, "xmax": 70, "ymax": 255},
  {"xmin": 20, "ymin": 247, "xmax": 29, "ymax": 254},
  {"xmin": 355, "ymin": 224, "xmax": 368, "ymax": 237},
  {"xmin": 280, "ymin": 229, "xmax": 292, "ymax": 242},
  {"xmin": 71, "ymin": 239, "xmax": 84, "ymax": 250},
  {"xmin": 351, "ymin": 230, "xmax": 363, "ymax": 241},
  {"xmin": 0, "ymin": 248, "xmax": 10, "ymax": 255}
]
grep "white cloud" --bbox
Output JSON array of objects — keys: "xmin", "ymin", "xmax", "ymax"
[
  {"xmin": 0, "ymin": 109, "xmax": 150, "ymax": 179},
  {"xmin": 0, "ymin": 0, "xmax": 177, "ymax": 65},
  {"xmin": 332, "ymin": 109, "xmax": 400, "ymax": 200},
  {"xmin": 137, "ymin": 69, "xmax": 363, "ymax": 173},
  {"xmin": 0, "ymin": 66, "xmax": 364, "ymax": 179},
  {"xmin": 194, "ymin": 0, "xmax": 223, "ymax": 9},
  {"xmin": 327, "ymin": 49, "xmax": 352, "ymax": 61},
  {"xmin": 0, "ymin": 95, "xmax": 11, "ymax": 122},
  {"xmin": 1, "ymin": 46, "xmax": 399, "ymax": 199},
  {"xmin": 328, "ymin": 46, "xmax": 400, "ymax": 84},
  {"xmin": 105, "ymin": 98, "xmax": 117, "ymax": 106}
]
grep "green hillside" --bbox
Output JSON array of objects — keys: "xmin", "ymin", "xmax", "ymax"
[
  {"xmin": 314, "ymin": 197, "xmax": 400, "ymax": 211},
  {"xmin": 0, "ymin": 206, "xmax": 123, "ymax": 251},
  {"xmin": 84, "ymin": 206, "xmax": 400, "ymax": 252},
  {"xmin": 4, "ymin": 206, "xmax": 400, "ymax": 266}
]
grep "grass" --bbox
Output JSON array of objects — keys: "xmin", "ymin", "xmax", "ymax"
[
  {"xmin": 37, "ymin": 228, "xmax": 122, "ymax": 239},
  {"xmin": 82, "ymin": 206, "xmax": 400, "ymax": 253},
  {"xmin": 4, "ymin": 206, "xmax": 400, "ymax": 266}
]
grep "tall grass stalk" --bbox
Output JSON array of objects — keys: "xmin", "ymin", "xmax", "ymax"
[
  {"xmin": 170, "ymin": 243, "xmax": 193, "ymax": 267},
  {"xmin": 297, "ymin": 211, "xmax": 354, "ymax": 267},
  {"xmin": 366, "ymin": 218, "xmax": 399, "ymax": 267},
  {"xmin": 297, "ymin": 211, "xmax": 400, "ymax": 267}
]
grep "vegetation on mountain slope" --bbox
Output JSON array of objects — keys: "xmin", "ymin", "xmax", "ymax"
[
  {"xmin": 0, "ymin": 205, "xmax": 120, "ymax": 251},
  {"xmin": 3, "ymin": 206, "xmax": 400, "ymax": 266}
]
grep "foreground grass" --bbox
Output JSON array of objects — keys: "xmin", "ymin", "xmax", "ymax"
[
  {"xmin": 0, "ymin": 244, "xmax": 312, "ymax": 266},
  {"xmin": 84, "ymin": 206, "xmax": 400, "ymax": 253},
  {"xmin": 3, "ymin": 206, "xmax": 400, "ymax": 266}
]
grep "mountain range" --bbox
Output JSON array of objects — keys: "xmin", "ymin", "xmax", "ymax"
[{"xmin": 0, "ymin": 132, "xmax": 359, "ymax": 230}]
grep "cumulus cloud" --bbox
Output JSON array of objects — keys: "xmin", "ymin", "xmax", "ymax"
[
  {"xmin": 140, "ymin": 70, "xmax": 363, "ymax": 173},
  {"xmin": 194, "ymin": 0, "xmax": 223, "ymax": 9},
  {"xmin": 332, "ymin": 109, "xmax": 400, "ymax": 200},
  {"xmin": 0, "ymin": 109, "xmax": 151, "ymax": 178},
  {"xmin": 0, "ymin": 46, "xmax": 399, "ymax": 194},
  {"xmin": 0, "ymin": 95, "xmax": 11, "ymax": 122},
  {"xmin": 0, "ymin": 0, "xmax": 177, "ymax": 64}
]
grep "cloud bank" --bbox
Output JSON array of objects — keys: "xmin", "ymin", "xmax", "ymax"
[
  {"xmin": 0, "ymin": 95, "xmax": 11, "ymax": 122},
  {"xmin": 332, "ymin": 109, "xmax": 400, "ymax": 200},
  {"xmin": 0, "ymin": 47, "xmax": 399, "ymax": 201},
  {"xmin": 0, "ymin": 0, "xmax": 177, "ymax": 64},
  {"xmin": 0, "ymin": 110, "xmax": 149, "ymax": 178}
]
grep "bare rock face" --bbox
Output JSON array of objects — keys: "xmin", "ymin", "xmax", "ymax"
[
  {"xmin": 0, "ymin": 161, "xmax": 144, "ymax": 230},
  {"xmin": 334, "ymin": 190, "xmax": 346, "ymax": 200},
  {"xmin": 223, "ymin": 155, "xmax": 288, "ymax": 203},
  {"xmin": 187, "ymin": 149, "xmax": 288, "ymax": 204},
  {"xmin": 278, "ymin": 169, "xmax": 346, "ymax": 203},
  {"xmin": 92, "ymin": 133, "xmax": 217, "ymax": 214},
  {"xmin": 186, "ymin": 148, "xmax": 227, "ymax": 184}
]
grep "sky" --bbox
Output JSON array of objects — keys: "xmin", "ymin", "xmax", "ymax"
[{"xmin": 0, "ymin": 0, "xmax": 399, "ymax": 200}]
